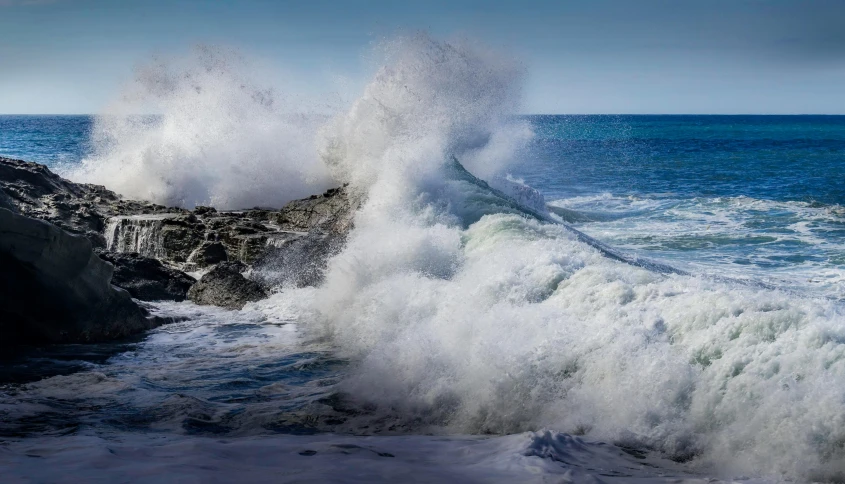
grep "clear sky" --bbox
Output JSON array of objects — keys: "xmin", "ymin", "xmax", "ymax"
[{"xmin": 0, "ymin": 0, "xmax": 843, "ymax": 114}]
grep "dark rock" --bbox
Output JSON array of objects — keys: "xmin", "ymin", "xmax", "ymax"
[
  {"xmin": 193, "ymin": 206, "xmax": 217, "ymax": 216},
  {"xmin": 159, "ymin": 218, "xmax": 205, "ymax": 263},
  {"xmin": 1, "ymin": 157, "xmax": 360, "ymax": 302},
  {"xmin": 0, "ymin": 156, "xmax": 183, "ymax": 247},
  {"xmin": 253, "ymin": 232, "xmax": 346, "ymax": 288},
  {"xmin": 187, "ymin": 262, "xmax": 268, "ymax": 310},
  {"xmin": 97, "ymin": 250, "xmax": 196, "ymax": 302},
  {"xmin": 186, "ymin": 241, "xmax": 228, "ymax": 269},
  {"xmin": 0, "ymin": 186, "xmax": 16, "ymax": 212},
  {"xmin": 272, "ymin": 184, "xmax": 355, "ymax": 234},
  {"xmin": 0, "ymin": 208, "xmax": 160, "ymax": 346}
]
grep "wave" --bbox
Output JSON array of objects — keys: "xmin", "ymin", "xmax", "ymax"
[
  {"xmin": 65, "ymin": 46, "xmax": 334, "ymax": 209},
  {"xmin": 47, "ymin": 33, "xmax": 845, "ymax": 481},
  {"xmin": 253, "ymin": 35, "xmax": 845, "ymax": 481}
]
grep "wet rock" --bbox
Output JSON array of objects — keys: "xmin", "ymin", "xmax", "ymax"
[
  {"xmin": 97, "ymin": 250, "xmax": 196, "ymax": 302},
  {"xmin": 186, "ymin": 241, "xmax": 228, "ymax": 269},
  {"xmin": 0, "ymin": 208, "xmax": 160, "ymax": 346},
  {"xmin": 193, "ymin": 206, "xmax": 217, "ymax": 216},
  {"xmin": 159, "ymin": 216, "xmax": 206, "ymax": 263},
  {"xmin": 0, "ymin": 156, "xmax": 182, "ymax": 247},
  {"xmin": 2, "ymin": 157, "xmax": 360, "ymax": 308},
  {"xmin": 0, "ymin": 186, "xmax": 15, "ymax": 212},
  {"xmin": 253, "ymin": 232, "xmax": 346, "ymax": 288},
  {"xmin": 272, "ymin": 185, "xmax": 355, "ymax": 234},
  {"xmin": 187, "ymin": 262, "xmax": 268, "ymax": 310}
]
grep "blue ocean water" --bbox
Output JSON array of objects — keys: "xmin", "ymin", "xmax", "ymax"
[
  {"xmin": 0, "ymin": 115, "xmax": 93, "ymax": 167},
  {"xmin": 519, "ymin": 115, "xmax": 845, "ymax": 298},
  {"xmin": 2, "ymin": 111, "xmax": 845, "ymax": 481},
  {"xmin": 3, "ymin": 114, "xmax": 842, "ymax": 297}
]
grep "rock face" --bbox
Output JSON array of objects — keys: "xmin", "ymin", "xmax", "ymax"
[
  {"xmin": 271, "ymin": 186, "xmax": 355, "ymax": 234},
  {"xmin": 0, "ymin": 208, "xmax": 160, "ymax": 346},
  {"xmin": 97, "ymin": 250, "xmax": 196, "ymax": 302},
  {"xmin": 1, "ymin": 156, "xmax": 360, "ymax": 316},
  {"xmin": 0, "ymin": 156, "xmax": 181, "ymax": 247},
  {"xmin": 186, "ymin": 241, "xmax": 228, "ymax": 269},
  {"xmin": 187, "ymin": 262, "xmax": 268, "ymax": 310},
  {"xmin": 103, "ymin": 185, "xmax": 357, "ymax": 272}
]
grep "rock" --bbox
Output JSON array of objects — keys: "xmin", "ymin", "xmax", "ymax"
[
  {"xmin": 158, "ymin": 216, "xmax": 206, "ymax": 263},
  {"xmin": 187, "ymin": 262, "xmax": 268, "ymax": 310},
  {"xmin": 2, "ymin": 157, "xmax": 361, "ymax": 306},
  {"xmin": 193, "ymin": 206, "xmax": 217, "ymax": 216},
  {"xmin": 0, "ymin": 186, "xmax": 16, "ymax": 212},
  {"xmin": 186, "ymin": 241, "xmax": 228, "ymax": 269},
  {"xmin": 0, "ymin": 208, "xmax": 160, "ymax": 346},
  {"xmin": 97, "ymin": 250, "xmax": 196, "ymax": 302},
  {"xmin": 252, "ymin": 232, "xmax": 346, "ymax": 288},
  {"xmin": 0, "ymin": 156, "xmax": 182, "ymax": 247},
  {"xmin": 272, "ymin": 185, "xmax": 355, "ymax": 234}
]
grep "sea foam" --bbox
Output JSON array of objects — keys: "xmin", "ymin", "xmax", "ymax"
[
  {"xmin": 45, "ymin": 33, "xmax": 845, "ymax": 481},
  {"xmin": 66, "ymin": 46, "xmax": 334, "ymax": 209},
  {"xmin": 254, "ymin": 34, "xmax": 845, "ymax": 481}
]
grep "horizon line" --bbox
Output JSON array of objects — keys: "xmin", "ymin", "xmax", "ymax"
[{"xmin": 2, "ymin": 113, "xmax": 845, "ymax": 117}]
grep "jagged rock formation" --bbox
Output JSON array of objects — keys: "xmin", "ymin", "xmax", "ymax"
[
  {"xmin": 96, "ymin": 250, "xmax": 196, "ymax": 302},
  {"xmin": 0, "ymin": 156, "xmax": 181, "ymax": 247},
  {"xmin": 102, "ymin": 186, "xmax": 357, "ymax": 273},
  {"xmin": 187, "ymin": 262, "xmax": 268, "ymax": 310},
  {"xmin": 0, "ymin": 156, "xmax": 360, "ymax": 316},
  {"xmin": 0, "ymin": 208, "xmax": 160, "ymax": 346},
  {"xmin": 271, "ymin": 186, "xmax": 355, "ymax": 234}
]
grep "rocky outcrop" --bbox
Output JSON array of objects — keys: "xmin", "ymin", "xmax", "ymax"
[
  {"xmin": 103, "ymin": 185, "xmax": 357, "ymax": 269},
  {"xmin": 271, "ymin": 186, "xmax": 355, "ymax": 234},
  {"xmin": 187, "ymin": 262, "xmax": 268, "ymax": 310},
  {"xmin": 0, "ymin": 156, "xmax": 360, "ymax": 315},
  {"xmin": 0, "ymin": 208, "xmax": 160, "ymax": 346},
  {"xmin": 0, "ymin": 186, "xmax": 16, "ymax": 212},
  {"xmin": 96, "ymin": 250, "xmax": 196, "ymax": 302},
  {"xmin": 0, "ymin": 156, "xmax": 181, "ymax": 247}
]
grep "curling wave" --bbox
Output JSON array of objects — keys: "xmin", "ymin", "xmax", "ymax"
[{"xmin": 253, "ymin": 34, "xmax": 845, "ymax": 482}]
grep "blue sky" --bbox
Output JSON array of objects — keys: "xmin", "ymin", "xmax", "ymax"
[{"xmin": 0, "ymin": 0, "xmax": 843, "ymax": 114}]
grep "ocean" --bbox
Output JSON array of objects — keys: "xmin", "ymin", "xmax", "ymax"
[
  {"xmin": 5, "ymin": 114, "xmax": 844, "ymax": 300},
  {"xmin": 1, "ymin": 39, "xmax": 844, "ymax": 483}
]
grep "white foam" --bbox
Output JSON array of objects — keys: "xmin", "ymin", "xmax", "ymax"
[
  {"xmin": 248, "ymin": 35, "xmax": 845, "ymax": 482},
  {"xmin": 23, "ymin": 34, "xmax": 845, "ymax": 482},
  {"xmin": 65, "ymin": 46, "xmax": 334, "ymax": 209}
]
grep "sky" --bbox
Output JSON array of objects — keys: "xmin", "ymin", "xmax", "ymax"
[{"xmin": 0, "ymin": 0, "xmax": 843, "ymax": 114}]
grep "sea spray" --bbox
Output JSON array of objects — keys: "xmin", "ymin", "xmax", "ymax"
[
  {"xmin": 252, "ymin": 34, "xmax": 845, "ymax": 481},
  {"xmin": 66, "ymin": 46, "xmax": 334, "ymax": 209},
  {"xmin": 41, "ymin": 32, "xmax": 845, "ymax": 481}
]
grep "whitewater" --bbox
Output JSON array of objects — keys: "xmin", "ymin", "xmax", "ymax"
[{"xmin": 3, "ymin": 35, "xmax": 845, "ymax": 483}]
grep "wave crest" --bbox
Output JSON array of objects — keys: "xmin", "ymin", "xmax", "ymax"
[{"xmin": 67, "ymin": 45, "xmax": 334, "ymax": 209}]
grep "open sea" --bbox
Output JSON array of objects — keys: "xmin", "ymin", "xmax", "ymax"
[{"xmin": 1, "ymin": 104, "xmax": 844, "ymax": 483}]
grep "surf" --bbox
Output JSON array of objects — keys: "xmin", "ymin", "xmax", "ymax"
[{"xmin": 24, "ymin": 33, "xmax": 845, "ymax": 482}]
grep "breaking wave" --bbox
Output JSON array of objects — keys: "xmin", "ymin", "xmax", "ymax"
[
  {"xmin": 43, "ymin": 33, "xmax": 845, "ymax": 481},
  {"xmin": 259, "ymin": 34, "xmax": 845, "ymax": 481},
  {"xmin": 66, "ymin": 46, "xmax": 334, "ymax": 209}
]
